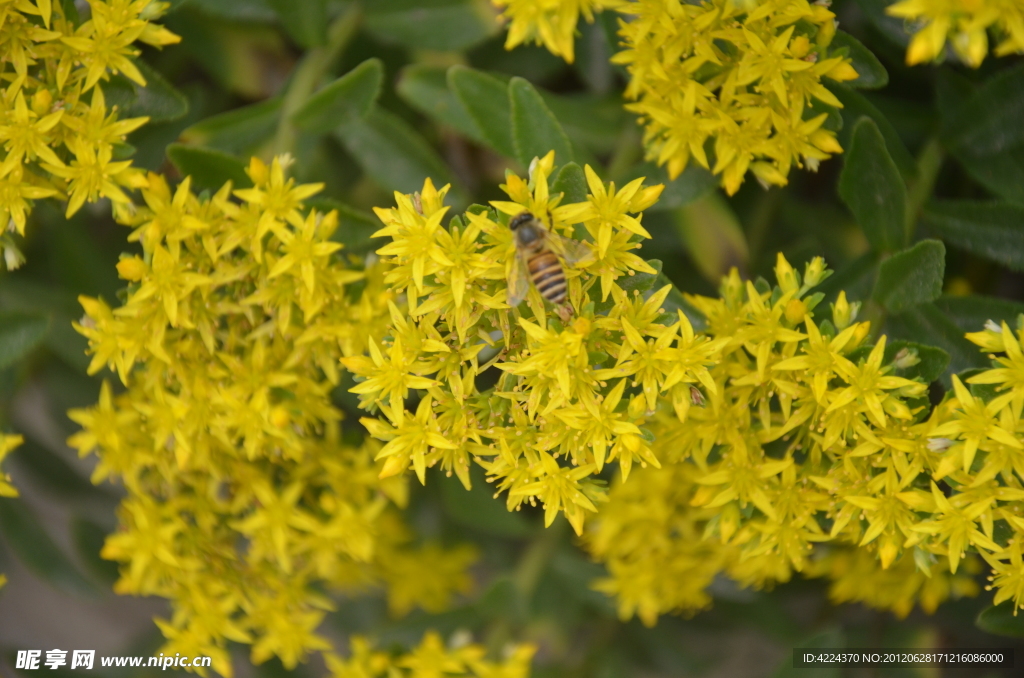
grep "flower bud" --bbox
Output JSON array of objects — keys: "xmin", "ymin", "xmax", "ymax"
[
  {"xmin": 831, "ymin": 291, "xmax": 860, "ymax": 329},
  {"xmin": 785, "ymin": 299, "xmax": 807, "ymax": 325},
  {"xmin": 803, "ymin": 257, "xmax": 827, "ymax": 287},
  {"xmin": 116, "ymin": 256, "xmax": 147, "ymax": 281},
  {"xmin": 775, "ymin": 253, "xmax": 799, "ymax": 293}
]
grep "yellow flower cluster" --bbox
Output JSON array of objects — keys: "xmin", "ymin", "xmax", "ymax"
[
  {"xmin": 584, "ymin": 256, "xmax": 1024, "ymax": 624},
  {"xmin": 326, "ymin": 632, "xmax": 534, "ymax": 678},
  {"xmin": 352, "ymin": 152, "xmax": 731, "ymax": 535},
  {"xmin": 493, "ymin": 0, "xmax": 624, "ymax": 62},
  {"xmin": 0, "ymin": 0, "xmax": 178, "ymax": 269},
  {"xmin": 0, "ymin": 432, "xmax": 23, "ymax": 591},
  {"xmin": 888, "ymin": 0, "xmax": 1024, "ymax": 67},
  {"xmin": 68, "ymin": 158, "xmax": 483, "ymax": 676},
  {"xmin": 491, "ymin": 0, "xmax": 857, "ymax": 195}
]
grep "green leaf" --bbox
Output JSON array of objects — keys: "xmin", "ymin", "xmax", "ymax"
[
  {"xmin": 944, "ymin": 63, "xmax": 1024, "ymax": 157},
  {"xmin": 268, "ymin": 0, "xmax": 325, "ymax": 48},
  {"xmin": 0, "ymin": 497, "xmax": 97, "ymax": 596},
  {"xmin": 334, "ymin": 107, "xmax": 462, "ymax": 203},
  {"xmin": 838, "ymin": 118, "xmax": 908, "ymax": 252},
  {"xmin": 831, "ymin": 31, "xmax": 888, "ymax": 89},
  {"xmin": 292, "ymin": 58, "xmax": 383, "ymax": 134},
  {"xmin": 976, "ymin": 602, "xmax": 1024, "ymax": 637},
  {"xmin": 830, "ymin": 83, "xmax": 917, "ymax": 180},
  {"xmin": 853, "ymin": 0, "xmax": 911, "ymax": 47},
  {"xmin": 922, "ymin": 200, "xmax": 1024, "ymax": 271},
  {"xmin": 949, "ymin": 146, "xmax": 1024, "ymax": 206},
  {"xmin": 364, "ymin": 0, "xmax": 497, "ymax": 52},
  {"xmin": 541, "ymin": 93, "xmax": 625, "ymax": 155},
  {"xmin": 672, "ymin": 192, "xmax": 748, "ymax": 284},
  {"xmin": 71, "ymin": 518, "xmax": 120, "ymax": 587},
  {"xmin": 509, "ymin": 76, "xmax": 574, "ymax": 169},
  {"xmin": 397, "ymin": 65, "xmax": 486, "ymax": 145},
  {"xmin": 439, "ymin": 466, "xmax": 535, "ymax": 538},
  {"xmin": 0, "ymin": 311, "xmax": 49, "ymax": 369},
  {"xmin": 934, "ymin": 295, "xmax": 1024, "ymax": 333},
  {"xmin": 103, "ymin": 60, "xmax": 189, "ymax": 124},
  {"xmin": 552, "ymin": 162, "xmax": 587, "ymax": 205},
  {"xmin": 882, "ymin": 340, "xmax": 950, "ymax": 384},
  {"xmin": 883, "ymin": 302, "xmax": 984, "ymax": 383},
  {"xmin": 625, "ymin": 161, "xmax": 717, "ymax": 212},
  {"xmin": 873, "ymin": 239, "xmax": 945, "ymax": 313},
  {"xmin": 448, "ymin": 65, "xmax": 515, "ymax": 158},
  {"xmin": 181, "ymin": 98, "xmax": 282, "ymax": 154},
  {"xmin": 166, "ymin": 143, "xmax": 252, "ymax": 192}
]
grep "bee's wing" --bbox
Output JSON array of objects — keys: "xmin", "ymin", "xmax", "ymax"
[
  {"xmin": 506, "ymin": 250, "xmax": 531, "ymax": 308},
  {"xmin": 545, "ymin": 231, "xmax": 594, "ymax": 267}
]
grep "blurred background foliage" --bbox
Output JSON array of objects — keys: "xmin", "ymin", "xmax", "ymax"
[{"xmin": 3, "ymin": 0, "xmax": 1024, "ymax": 676}]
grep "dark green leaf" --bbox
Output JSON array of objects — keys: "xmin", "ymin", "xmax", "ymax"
[
  {"xmin": 439, "ymin": 466, "xmax": 535, "ymax": 538},
  {"xmin": 334, "ymin": 107, "xmax": 462, "ymax": 203},
  {"xmin": 923, "ymin": 200, "xmax": 1024, "ymax": 271},
  {"xmin": 853, "ymin": 0, "xmax": 911, "ymax": 47},
  {"xmin": 944, "ymin": 64, "xmax": 1024, "ymax": 157},
  {"xmin": 541, "ymin": 93, "xmax": 625, "ymax": 155},
  {"xmin": 0, "ymin": 497, "xmax": 97, "ymax": 596},
  {"xmin": 10, "ymin": 436, "xmax": 109, "ymax": 502},
  {"xmin": 292, "ymin": 58, "xmax": 383, "ymax": 134},
  {"xmin": 830, "ymin": 31, "xmax": 888, "ymax": 90},
  {"xmin": 181, "ymin": 98, "xmax": 282, "ymax": 154},
  {"xmin": 976, "ymin": 602, "xmax": 1024, "ymax": 637},
  {"xmin": 883, "ymin": 302, "xmax": 984, "ymax": 384},
  {"xmin": 0, "ymin": 279, "xmax": 89, "ymax": 372},
  {"xmin": 509, "ymin": 76, "xmax": 574, "ymax": 169},
  {"xmin": 103, "ymin": 60, "xmax": 189, "ymax": 124},
  {"xmin": 839, "ymin": 118, "xmax": 908, "ymax": 252},
  {"xmin": 166, "ymin": 144, "xmax": 252, "ymax": 191},
  {"xmin": 268, "ymin": 0, "xmax": 325, "ymax": 48},
  {"xmin": 950, "ymin": 147, "xmax": 1024, "ymax": 206},
  {"xmin": 873, "ymin": 240, "xmax": 945, "ymax": 313},
  {"xmin": 628, "ymin": 162, "xmax": 717, "ymax": 212},
  {"xmin": 448, "ymin": 65, "xmax": 515, "ymax": 158},
  {"xmin": 882, "ymin": 340, "xmax": 950, "ymax": 384},
  {"xmin": 552, "ymin": 162, "xmax": 587, "ymax": 205},
  {"xmin": 364, "ymin": 0, "xmax": 497, "ymax": 52},
  {"xmin": 934, "ymin": 295, "xmax": 1024, "ymax": 334},
  {"xmin": 72, "ymin": 518, "xmax": 120, "ymax": 587},
  {"xmin": 0, "ymin": 311, "xmax": 49, "ymax": 369},
  {"xmin": 830, "ymin": 83, "xmax": 917, "ymax": 181},
  {"xmin": 397, "ymin": 65, "xmax": 486, "ymax": 145}
]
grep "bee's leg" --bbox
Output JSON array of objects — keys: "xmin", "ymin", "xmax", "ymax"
[{"xmin": 556, "ymin": 303, "xmax": 574, "ymax": 323}]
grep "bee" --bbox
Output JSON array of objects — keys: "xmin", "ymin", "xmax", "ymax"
[{"xmin": 507, "ymin": 211, "xmax": 592, "ymax": 322}]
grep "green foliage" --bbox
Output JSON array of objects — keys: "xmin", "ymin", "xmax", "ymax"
[{"xmin": 6, "ymin": 0, "xmax": 1024, "ymax": 675}]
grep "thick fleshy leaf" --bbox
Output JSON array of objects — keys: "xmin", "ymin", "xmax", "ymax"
[
  {"xmin": 830, "ymin": 31, "xmax": 888, "ymax": 90},
  {"xmin": 509, "ymin": 76, "xmax": 574, "ymax": 169},
  {"xmin": 166, "ymin": 144, "xmax": 253, "ymax": 191},
  {"xmin": 0, "ymin": 498, "xmax": 97, "ymax": 596},
  {"xmin": 839, "ymin": 118, "xmax": 907, "ymax": 252},
  {"xmin": 181, "ymin": 98, "xmax": 282, "ymax": 154},
  {"xmin": 923, "ymin": 200, "xmax": 1024, "ymax": 271},
  {"xmin": 831, "ymin": 83, "xmax": 916, "ymax": 180},
  {"xmin": 397, "ymin": 65, "xmax": 486, "ymax": 145},
  {"xmin": 103, "ymin": 60, "xmax": 189, "ymax": 124},
  {"xmin": 976, "ymin": 602, "xmax": 1024, "ymax": 638},
  {"xmin": 334, "ymin": 107, "xmax": 462, "ymax": 203},
  {"xmin": 0, "ymin": 311, "xmax": 49, "ymax": 369},
  {"xmin": 552, "ymin": 162, "xmax": 587, "ymax": 205},
  {"xmin": 448, "ymin": 65, "xmax": 515, "ymax": 157},
  {"xmin": 873, "ymin": 240, "xmax": 945, "ymax": 313},
  {"xmin": 882, "ymin": 340, "xmax": 950, "ymax": 384},
  {"xmin": 268, "ymin": 0, "xmax": 325, "ymax": 48},
  {"xmin": 364, "ymin": 0, "xmax": 497, "ymax": 52},
  {"xmin": 883, "ymin": 302, "xmax": 984, "ymax": 383},
  {"xmin": 291, "ymin": 58, "xmax": 383, "ymax": 134},
  {"xmin": 935, "ymin": 295, "xmax": 1024, "ymax": 334}
]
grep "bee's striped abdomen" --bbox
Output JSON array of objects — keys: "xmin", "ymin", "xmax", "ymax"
[{"xmin": 528, "ymin": 251, "xmax": 568, "ymax": 305}]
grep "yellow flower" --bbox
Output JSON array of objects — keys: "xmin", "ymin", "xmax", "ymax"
[
  {"xmin": 0, "ymin": 432, "xmax": 23, "ymax": 497},
  {"xmin": 493, "ymin": 0, "xmax": 625, "ymax": 63},
  {"xmin": 888, "ymin": 0, "xmax": 1024, "ymax": 67}
]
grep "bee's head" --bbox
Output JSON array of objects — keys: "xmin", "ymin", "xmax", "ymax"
[{"xmin": 509, "ymin": 211, "xmax": 534, "ymax": 231}]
